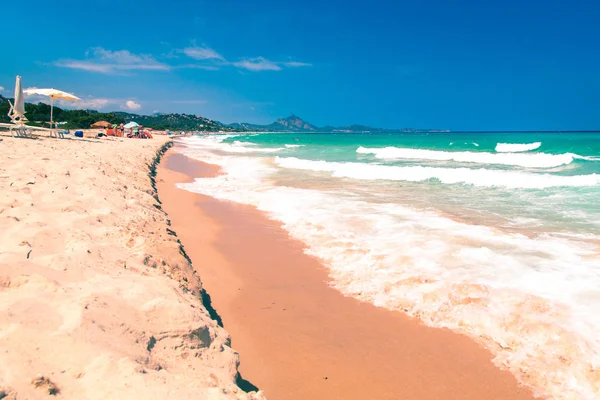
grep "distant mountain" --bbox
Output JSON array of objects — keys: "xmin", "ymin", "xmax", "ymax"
[
  {"xmin": 230, "ymin": 114, "xmax": 445, "ymax": 133},
  {"xmin": 272, "ymin": 115, "xmax": 318, "ymax": 132},
  {"xmin": 229, "ymin": 115, "xmax": 317, "ymax": 132}
]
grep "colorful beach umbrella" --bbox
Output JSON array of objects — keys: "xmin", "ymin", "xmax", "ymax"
[
  {"xmin": 91, "ymin": 121, "xmax": 113, "ymax": 128},
  {"xmin": 123, "ymin": 121, "xmax": 139, "ymax": 129}
]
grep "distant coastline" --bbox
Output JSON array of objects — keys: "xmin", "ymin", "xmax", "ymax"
[{"xmin": 1, "ymin": 95, "xmax": 596, "ymax": 134}]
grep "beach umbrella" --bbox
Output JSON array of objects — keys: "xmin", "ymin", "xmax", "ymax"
[
  {"xmin": 91, "ymin": 120, "xmax": 113, "ymax": 128},
  {"xmin": 7, "ymin": 75, "xmax": 26, "ymax": 123},
  {"xmin": 23, "ymin": 88, "xmax": 80, "ymax": 128},
  {"xmin": 9, "ymin": 76, "xmax": 26, "ymax": 123},
  {"xmin": 123, "ymin": 121, "xmax": 139, "ymax": 129}
]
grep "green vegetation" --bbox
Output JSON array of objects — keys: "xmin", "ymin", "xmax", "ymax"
[
  {"xmin": 112, "ymin": 111, "xmax": 240, "ymax": 132},
  {"xmin": 0, "ymin": 95, "xmax": 240, "ymax": 132}
]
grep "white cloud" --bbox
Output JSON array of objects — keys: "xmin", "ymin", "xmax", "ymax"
[
  {"xmin": 281, "ymin": 61, "xmax": 312, "ymax": 68},
  {"xmin": 55, "ymin": 47, "xmax": 170, "ymax": 74},
  {"xmin": 24, "ymin": 94, "xmax": 118, "ymax": 111},
  {"xmin": 122, "ymin": 100, "xmax": 141, "ymax": 111},
  {"xmin": 233, "ymin": 57, "xmax": 282, "ymax": 72},
  {"xmin": 183, "ymin": 46, "xmax": 224, "ymax": 61},
  {"xmin": 55, "ymin": 61, "xmax": 115, "ymax": 73},
  {"xmin": 176, "ymin": 64, "xmax": 220, "ymax": 71},
  {"xmin": 0, "ymin": 86, "xmax": 5, "ymax": 92},
  {"xmin": 66, "ymin": 98, "xmax": 112, "ymax": 109},
  {"xmin": 231, "ymin": 57, "xmax": 312, "ymax": 72},
  {"xmin": 53, "ymin": 46, "xmax": 311, "ymax": 75},
  {"xmin": 90, "ymin": 48, "xmax": 148, "ymax": 63}
]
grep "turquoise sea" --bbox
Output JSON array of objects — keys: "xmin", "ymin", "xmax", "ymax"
[{"xmin": 177, "ymin": 131, "xmax": 600, "ymax": 399}]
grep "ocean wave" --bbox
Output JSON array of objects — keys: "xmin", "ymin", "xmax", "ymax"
[
  {"xmin": 233, "ymin": 140, "xmax": 258, "ymax": 146},
  {"xmin": 575, "ymin": 154, "xmax": 600, "ymax": 161},
  {"xmin": 357, "ymin": 146, "xmax": 574, "ymax": 168},
  {"xmin": 275, "ymin": 157, "xmax": 600, "ymax": 189},
  {"xmin": 182, "ymin": 135, "xmax": 283, "ymax": 154},
  {"xmin": 285, "ymin": 144, "xmax": 304, "ymax": 148},
  {"xmin": 176, "ymin": 149, "xmax": 600, "ymax": 399},
  {"xmin": 495, "ymin": 142, "xmax": 542, "ymax": 152}
]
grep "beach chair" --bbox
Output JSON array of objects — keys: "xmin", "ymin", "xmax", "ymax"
[
  {"xmin": 2, "ymin": 75, "xmax": 64, "ymax": 139},
  {"xmin": 0, "ymin": 100, "xmax": 32, "ymax": 137}
]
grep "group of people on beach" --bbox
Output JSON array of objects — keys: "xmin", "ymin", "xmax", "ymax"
[{"xmin": 106, "ymin": 123, "xmax": 152, "ymax": 139}]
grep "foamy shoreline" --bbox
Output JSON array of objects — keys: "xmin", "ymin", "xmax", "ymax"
[
  {"xmin": 159, "ymin": 144, "xmax": 534, "ymax": 400},
  {"xmin": 172, "ymin": 134, "xmax": 600, "ymax": 399},
  {"xmin": 0, "ymin": 133, "xmax": 264, "ymax": 399}
]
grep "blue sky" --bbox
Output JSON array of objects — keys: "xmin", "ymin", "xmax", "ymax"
[{"xmin": 1, "ymin": 0, "xmax": 599, "ymax": 130}]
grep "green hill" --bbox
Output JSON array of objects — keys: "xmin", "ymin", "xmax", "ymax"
[{"xmin": 0, "ymin": 96, "xmax": 239, "ymax": 132}]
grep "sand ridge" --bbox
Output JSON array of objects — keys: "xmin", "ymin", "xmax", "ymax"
[{"xmin": 0, "ymin": 134, "xmax": 264, "ymax": 399}]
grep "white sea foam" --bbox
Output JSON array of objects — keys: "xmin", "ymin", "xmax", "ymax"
[
  {"xmin": 183, "ymin": 135, "xmax": 283, "ymax": 154},
  {"xmin": 275, "ymin": 157, "xmax": 600, "ymax": 189},
  {"xmin": 176, "ymin": 135, "xmax": 600, "ymax": 399},
  {"xmin": 285, "ymin": 144, "xmax": 304, "ymax": 148},
  {"xmin": 357, "ymin": 146, "xmax": 574, "ymax": 168},
  {"xmin": 495, "ymin": 142, "xmax": 542, "ymax": 152},
  {"xmin": 233, "ymin": 140, "xmax": 258, "ymax": 146}
]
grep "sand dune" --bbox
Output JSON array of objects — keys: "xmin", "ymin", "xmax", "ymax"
[{"xmin": 0, "ymin": 134, "xmax": 263, "ymax": 399}]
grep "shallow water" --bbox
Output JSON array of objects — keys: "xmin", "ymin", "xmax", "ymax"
[{"xmin": 176, "ymin": 131, "xmax": 600, "ymax": 399}]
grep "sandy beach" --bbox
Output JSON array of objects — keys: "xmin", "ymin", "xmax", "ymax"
[
  {"xmin": 0, "ymin": 133, "xmax": 264, "ymax": 399},
  {"xmin": 157, "ymin": 146, "xmax": 536, "ymax": 400}
]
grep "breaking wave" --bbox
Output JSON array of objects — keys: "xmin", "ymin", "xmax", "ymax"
[
  {"xmin": 357, "ymin": 146, "xmax": 575, "ymax": 168},
  {"xmin": 275, "ymin": 157, "xmax": 600, "ymax": 189},
  {"xmin": 495, "ymin": 142, "xmax": 542, "ymax": 152}
]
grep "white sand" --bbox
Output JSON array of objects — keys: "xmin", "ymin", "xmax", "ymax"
[{"xmin": 0, "ymin": 133, "xmax": 264, "ymax": 399}]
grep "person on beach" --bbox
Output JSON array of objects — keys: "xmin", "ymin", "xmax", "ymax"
[{"xmin": 119, "ymin": 123, "xmax": 124, "ymax": 137}]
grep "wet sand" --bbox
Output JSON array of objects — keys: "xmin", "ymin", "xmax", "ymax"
[{"xmin": 157, "ymin": 149, "xmax": 535, "ymax": 400}]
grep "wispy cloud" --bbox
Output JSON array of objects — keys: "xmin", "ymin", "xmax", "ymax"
[
  {"xmin": 183, "ymin": 46, "xmax": 224, "ymax": 61},
  {"xmin": 24, "ymin": 94, "xmax": 120, "ymax": 110},
  {"xmin": 179, "ymin": 41, "xmax": 311, "ymax": 72},
  {"xmin": 230, "ymin": 57, "xmax": 312, "ymax": 72},
  {"xmin": 176, "ymin": 64, "xmax": 220, "ymax": 71},
  {"xmin": 55, "ymin": 47, "xmax": 170, "ymax": 74},
  {"xmin": 281, "ymin": 61, "xmax": 313, "ymax": 68},
  {"xmin": 0, "ymin": 86, "xmax": 5, "ymax": 92},
  {"xmin": 70, "ymin": 98, "xmax": 112, "ymax": 109},
  {"xmin": 232, "ymin": 57, "xmax": 282, "ymax": 72},
  {"xmin": 53, "ymin": 45, "xmax": 311, "ymax": 74}
]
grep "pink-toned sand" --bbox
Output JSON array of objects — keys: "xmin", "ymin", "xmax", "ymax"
[
  {"xmin": 157, "ymin": 149, "xmax": 536, "ymax": 400},
  {"xmin": 0, "ymin": 134, "xmax": 263, "ymax": 399}
]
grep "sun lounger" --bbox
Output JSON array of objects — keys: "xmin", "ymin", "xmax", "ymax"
[{"xmin": 0, "ymin": 122, "xmax": 32, "ymax": 137}]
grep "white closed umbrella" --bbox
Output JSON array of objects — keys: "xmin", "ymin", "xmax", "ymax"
[
  {"xmin": 24, "ymin": 87, "xmax": 80, "ymax": 128},
  {"xmin": 13, "ymin": 76, "xmax": 26, "ymax": 122},
  {"xmin": 7, "ymin": 76, "xmax": 27, "ymax": 124}
]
